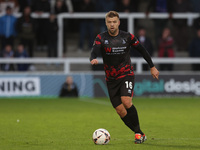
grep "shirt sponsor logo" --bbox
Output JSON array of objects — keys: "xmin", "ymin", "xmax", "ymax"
[
  {"xmin": 105, "ymin": 47, "xmax": 112, "ymax": 53},
  {"xmin": 105, "ymin": 47, "xmax": 127, "ymax": 55},
  {"xmin": 104, "ymin": 40, "xmax": 109, "ymax": 44}
]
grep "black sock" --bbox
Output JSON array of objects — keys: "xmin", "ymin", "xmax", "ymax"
[
  {"xmin": 126, "ymin": 105, "xmax": 144, "ymax": 135},
  {"xmin": 121, "ymin": 114, "xmax": 135, "ymax": 132}
]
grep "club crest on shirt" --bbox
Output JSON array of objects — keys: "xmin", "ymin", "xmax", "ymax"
[
  {"xmin": 104, "ymin": 40, "xmax": 109, "ymax": 44},
  {"xmin": 122, "ymin": 39, "xmax": 126, "ymax": 44}
]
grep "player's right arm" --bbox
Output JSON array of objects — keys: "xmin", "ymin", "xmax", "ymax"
[
  {"xmin": 90, "ymin": 34, "xmax": 102, "ymax": 65},
  {"xmin": 91, "ymin": 59, "xmax": 98, "ymax": 65}
]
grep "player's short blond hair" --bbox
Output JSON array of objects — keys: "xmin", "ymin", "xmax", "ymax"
[{"xmin": 105, "ymin": 11, "xmax": 119, "ymax": 19}]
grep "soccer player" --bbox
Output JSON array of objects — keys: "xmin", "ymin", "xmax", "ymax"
[{"xmin": 90, "ymin": 11, "xmax": 159, "ymax": 144}]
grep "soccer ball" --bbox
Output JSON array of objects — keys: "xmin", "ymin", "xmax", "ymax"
[{"xmin": 92, "ymin": 128, "xmax": 110, "ymax": 145}]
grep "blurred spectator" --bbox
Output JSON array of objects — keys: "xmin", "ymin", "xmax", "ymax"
[
  {"xmin": 0, "ymin": 0, "xmax": 19, "ymax": 13},
  {"xmin": 147, "ymin": 0, "xmax": 169, "ymax": 13},
  {"xmin": 32, "ymin": 0, "xmax": 50, "ymax": 13},
  {"xmin": 189, "ymin": 0, "xmax": 200, "ymax": 36},
  {"xmin": 132, "ymin": 27, "xmax": 154, "ymax": 57},
  {"xmin": 117, "ymin": 0, "xmax": 139, "ymax": 31},
  {"xmin": 54, "ymin": 0, "xmax": 67, "ymax": 14},
  {"xmin": 46, "ymin": 13, "xmax": 58, "ymax": 57},
  {"xmin": 190, "ymin": 0, "xmax": 200, "ymax": 13},
  {"xmin": 59, "ymin": 76, "xmax": 79, "ymax": 97},
  {"xmin": 138, "ymin": 28, "xmax": 154, "ymax": 56},
  {"xmin": 131, "ymin": 27, "xmax": 154, "ymax": 70},
  {"xmin": 32, "ymin": 0, "xmax": 50, "ymax": 51},
  {"xmin": 78, "ymin": 0, "xmax": 95, "ymax": 52},
  {"xmin": 14, "ymin": 43, "xmax": 29, "ymax": 71},
  {"xmin": 96, "ymin": 0, "xmax": 116, "ymax": 12},
  {"xmin": 53, "ymin": 0, "xmax": 73, "ymax": 14},
  {"xmin": 168, "ymin": 0, "xmax": 192, "ymax": 51},
  {"xmin": 0, "ymin": 6, "xmax": 17, "ymax": 49},
  {"xmin": 16, "ymin": 6, "xmax": 37, "ymax": 57},
  {"xmin": 146, "ymin": 0, "xmax": 171, "ymax": 44},
  {"xmin": 117, "ymin": 0, "xmax": 138, "ymax": 13},
  {"xmin": 1, "ymin": 44, "xmax": 15, "ymax": 71},
  {"xmin": 158, "ymin": 28, "xmax": 175, "ymax": 71},
  {"xmin": 18, "ymin": 0, "xmax": 32, "ymax": 12},
  {"xmin": 189, "ymin": 29, "xmax": 200, "ymax": 71},
  {"xmin": 119, "ymin": 0, "xmax": 138, "ymax": 12},
  {"xmin": 193, "ymin": 17, "xmax": 200, "ymax": 30},
  {"xmin": 96, "ymin": 0, "xmax": 116, "ymax": 32}
]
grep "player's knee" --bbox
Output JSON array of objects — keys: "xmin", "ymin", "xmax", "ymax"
[
  {"xmin": 123, "ymin": 102, "xmax": 132, "ymax": 109},
  {"xmin": 115, "ymin": 105, "xmax": 127, "ymax": 118},
  {"xmin": 121, "ymin": 96, "xmax": 132, "ymax": 109},
  {"xmin": 116, "ymin": 109, "xmax": 127, "ymax": 118}
]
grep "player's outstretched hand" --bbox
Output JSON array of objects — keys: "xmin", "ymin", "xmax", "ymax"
[
  {"xmin": 150, "ymin": 66, "xmax": 159, "ymax": 80},
  {"xmin": 91, "ymin": 59, "xmax": 98, "ymax": 65}
]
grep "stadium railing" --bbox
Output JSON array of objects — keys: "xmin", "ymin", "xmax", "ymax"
[
  {"xmin": 0, "ymin": 57, "xmax": 200, "ymax": 74},
  {"xmin": 57, "ymin": 12, "xmax": 200, "ymax": 57},
  {"xmin": 1, "ymin": 12, "xmax": 200, "ymax": 73},
  {"xmin": 1, "ymin": 12, "xmax": 199, "ymax": 58}
]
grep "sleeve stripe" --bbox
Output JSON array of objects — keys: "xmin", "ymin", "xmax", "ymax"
[
  {"xmin": 97, "ymin": 34, "xmax": 101, "ymax": 40},
  {"xmin": 95, "ymin": 41, "xmax": 101, "ymax": 45},
  {"xmin": 130, "ymin": 33, "xmax": 134, "ymax": 40}
]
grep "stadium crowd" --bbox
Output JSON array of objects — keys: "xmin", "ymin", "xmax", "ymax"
[{"xmin": 0, "ymin": 0, "xmax": 200, "ymax": 71}]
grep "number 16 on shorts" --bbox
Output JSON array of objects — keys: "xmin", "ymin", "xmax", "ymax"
[
  {"xmin": 125, "ymin": 81, "xmax": 133, "ymax": 95},
  {"xmin": 125, "ymin": 81, "xmax": 133, "ymax": 89}
]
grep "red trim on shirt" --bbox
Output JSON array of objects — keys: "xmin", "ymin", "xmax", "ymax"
[
  {"xmin": 97, "ymin": 34, "xmax": 101, "ymax": 40},
  {"xmin": 95, "ymin": 41, "xmax": 101, "ymax": 45},
  {"xmin": 130, "ymin": 33, "xmax": 134, "ymax": 40},
  {"xmin": 132, "ymin": 40, "xmax": 139, "ymax": 46}
]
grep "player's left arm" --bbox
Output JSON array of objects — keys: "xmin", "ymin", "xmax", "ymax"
[
  {"xmin": 150, "ymin": 66, "xmax": 159, "ymax": 80},
  {"xmin": 130, "ymin": 34, "xmax": 159, "ymax": 79}
]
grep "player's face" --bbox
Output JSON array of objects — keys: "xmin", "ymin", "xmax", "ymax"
[{"xmin": 106, "ymin": 17, "xmax": 120, "ymax": 36}]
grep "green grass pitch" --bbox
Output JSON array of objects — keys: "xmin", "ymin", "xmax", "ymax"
[{"xmin": 0, "ymin": 97, "xmax": 200, "ymax": 150}]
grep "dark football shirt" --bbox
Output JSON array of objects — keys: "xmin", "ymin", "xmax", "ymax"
[{"xmin": 90, "ymin": 30, "xmax": 154, "ymax": 81}]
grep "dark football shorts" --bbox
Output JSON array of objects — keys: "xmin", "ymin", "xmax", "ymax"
[{"xmin": 106, "ymin": 75, "xmax": 135, "ymax": 108}]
